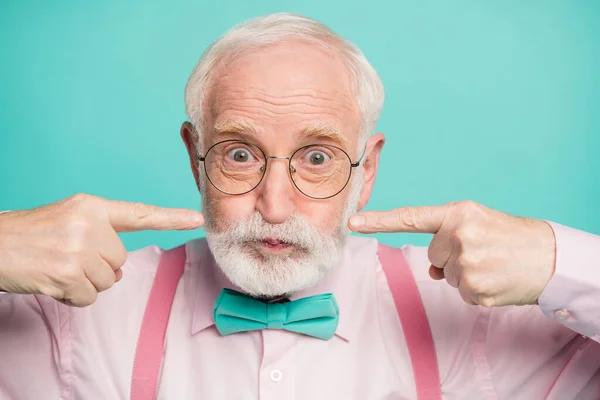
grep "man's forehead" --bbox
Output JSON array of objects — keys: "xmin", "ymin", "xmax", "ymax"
[
  {"xmin": 202, "ymin": 44, "xmax": 360, "ymax": 148},
  {"xmin": 206, "ymin": 43, "xmax": 358, "ymax": 111}
]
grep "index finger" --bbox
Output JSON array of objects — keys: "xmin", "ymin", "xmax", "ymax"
[
  {"xmin": 103, "ymin": 199, "xmax": 204, "ymax": 232},
  {"xmin": 348, "ymin": 205, "xmax": 448, "ymax": 234}
]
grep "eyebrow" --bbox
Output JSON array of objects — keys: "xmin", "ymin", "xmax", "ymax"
[
  {"xmin": 297, "ymin": 121, "xmax": 348, "ymax": 146},
  {"xmin": 212, "ymin": 119, "xmax": 348, "ymax": 146},
  {"xmin": 213, "ymin": 119, "xmax": 263, "ymax": 139}
]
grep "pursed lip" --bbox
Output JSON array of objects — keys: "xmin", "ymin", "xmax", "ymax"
[{"xmin": 253, "ymin": 237, "xmax": 295, "ymax": 253}]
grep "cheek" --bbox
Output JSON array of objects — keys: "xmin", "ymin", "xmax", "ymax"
[
  {"xmin": 295, "ymin": 196, "xmax": 347, "ymax": 231},
  {"xmin": 203, "ymin": 191, "xmax": 257, "ymax": 231}
]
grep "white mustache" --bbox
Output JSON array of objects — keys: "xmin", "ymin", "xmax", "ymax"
[{"xmin": 221, "ymin": 211, "xmax": 333, "ymax": 250}]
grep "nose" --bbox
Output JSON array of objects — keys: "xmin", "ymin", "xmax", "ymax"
[{"xmin": 254, "ymin": 157, "xmax": 296, "ymax": 225}]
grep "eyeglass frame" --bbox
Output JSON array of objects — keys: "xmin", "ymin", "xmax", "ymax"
[{"xmin": 197, "ymin": 139, "xmax": 367, "ymax": 200}]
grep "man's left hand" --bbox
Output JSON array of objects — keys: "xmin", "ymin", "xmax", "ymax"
[{"xmin": 348, "ymin": 201, "xmax": 556, "ymax": 307}]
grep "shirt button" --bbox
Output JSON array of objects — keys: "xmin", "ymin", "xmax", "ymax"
[
  {"xmin": 553, "ymin": 309, "xmax": 571, "ymax": 320},
  {"xmin": 270, "ymin": 369, "xmax": 283, "ymax": 382}
]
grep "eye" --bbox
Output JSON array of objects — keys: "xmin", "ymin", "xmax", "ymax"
[
  {"xmin": 227, "ymin": 147, "xmax": 256, "ymax": 163},
  {"xmin": 304, "ymin": 150, "xmax": 330, "ymax": 165}
]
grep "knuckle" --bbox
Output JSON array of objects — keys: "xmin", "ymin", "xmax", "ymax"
[
  {"xmin": 132, "ymin": 202, "xmax": 154, "ymax": 221},
  {"xmin": 453, "ymin": 225, "xmax": 480, "ymax": 248},
  {"xmin": 457, "ymin": 200, "xmax": 479, "ymax": 212},
  {"xmin": 87, "ymin": 263, "xmax": 116, "ymax": 292},
  {"xmin": 60, "ymin": 286, "xmax": 98, "ymax": 308},
  {"xmin": 397, "ymin": 207, "xmax": 422, "ymax": 230},
  {"xmin": 65, "ymin": 194, "xmax": 102, "ymax": 224},
  {"xmin": 458, "ymin": 287, "xmax": 477, "ymax": 305},
  {"xmin": 101, "ymin": 269, "xmax": 117, "ymax": 291},
  {"xmin": 60, "ymin": 263, "xmax": 84, "ymax": 284},
  {"xmin": 66, "ymin": 215, "xmax": 93, "ymax": 236},
  {"xmin": 460, "ymin": 273, "xmax": 487, "ymax": 298},
  {"xmin": 39, "ymin": 285, "xmax": 65, "ymax": 300},
  {"xmin": 74, "ymin": 292, "xmax": 98, "ymax": 308},
  {"xmin": 95, "ymin": 279, "xmax": 114, "ymax": 293},
  {"xmin": 457, "ymin": 248, "xmax": 484, "ymax": 269},
  {"xmin": 479, "ymin": 296, "xmax": 496, "ymax": 308},
  {"xmin": 460, "ymin": 272, "xmax": 476, "ymax": 290},
  {"xmin": 456, "ymin": 200, "xmax": 487, "ymax": 220},
  {"xmin": 456, "ymin": 251, "xmax": 475, "ymax": 268},
  {"xmin": 62, "ymin": 231, "xmax": 89, "ymax": 256},
  {"xmin": 115, "ymin": 248, "xmax": 128, "ymax": 267},
  {"xmin": 68, "ymin": 193, "xmax": 95, "ymax": 209},
  {"xmin": 88, "ymin": 266, "xmax": 115, "ymax": 292},
  {"xmin": 87, "ymin": 292, "xmax": 99, "ymax": 306},
  {"xmin": 69, "ymin": 193, "xmax": 90, "ymax": 203}
]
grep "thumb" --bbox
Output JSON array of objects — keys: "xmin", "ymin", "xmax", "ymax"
[
  {"xmin": 102, "ymin": 199, "xmax": 204, "ymax": 232},
  {"xmin": 429, "ymin": 265, "xmax": 445, "ymax": 280}
]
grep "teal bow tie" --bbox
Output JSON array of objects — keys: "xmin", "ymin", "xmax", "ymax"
[{"xmin": 213, "ymin": 288, "xmax": 339, "ymax": 340}]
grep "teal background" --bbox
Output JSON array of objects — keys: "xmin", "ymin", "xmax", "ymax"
[{"xmin": 1, "ymin": 1, "xmax": 599, "ymax": 250}]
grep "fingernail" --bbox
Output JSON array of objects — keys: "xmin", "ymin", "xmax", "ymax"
[{"xmin": 350, "ymin": 216, "xmax": 365, "ymax": 227}]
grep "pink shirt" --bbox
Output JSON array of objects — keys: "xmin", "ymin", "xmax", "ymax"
[{"xmin": 0, "ymin": 221, "xmax": 599, "ymax": 399}]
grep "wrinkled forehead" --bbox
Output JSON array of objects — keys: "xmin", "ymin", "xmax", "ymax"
[{"xmin": 202, "ymin": 41, "xmax": 362, "ymax": 153}]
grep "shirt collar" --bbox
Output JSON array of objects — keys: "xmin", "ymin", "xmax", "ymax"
[{"xmin": 188, "ymin": 238, "xmax": 360, "ymax": 341}]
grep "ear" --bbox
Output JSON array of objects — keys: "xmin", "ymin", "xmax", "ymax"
[
  {"xmin": 356, "ymin": 132, "xmax": 385, "ymax": 211},
  {"xmin": 180, "ymin": 121, "xmax": 201, "ymax": 191}
]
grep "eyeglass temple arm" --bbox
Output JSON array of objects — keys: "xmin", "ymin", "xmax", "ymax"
[{"xmin": 351, "ymin": 145, "xmax": 368, "ymax": 168}]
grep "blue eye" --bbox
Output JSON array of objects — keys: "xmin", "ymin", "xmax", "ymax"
[
  {"xmin": 227, "ymin": 148, "xmax": 255, "ymax": 163},
  {"xmin": 305, "ymin": 150, "xmax": 330, "ymax": 165}
]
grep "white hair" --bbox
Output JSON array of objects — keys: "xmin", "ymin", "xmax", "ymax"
[{"xmin": 184, "ymin": 12, "xmax": 385, "ymax": 153}]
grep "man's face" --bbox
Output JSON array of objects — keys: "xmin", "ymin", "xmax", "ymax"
[{"xmin": 182, "ymin": 41, "xmax": 383, "ymax": 296}]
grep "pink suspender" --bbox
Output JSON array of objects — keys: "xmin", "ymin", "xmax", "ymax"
[
  {"xmin": 130, "ymin": 245, "xmax": 187, "ymax": 400},
  {"xmin": 378, "ymin": 244, "xmax": 443, "ymax": 400},
  {"xmin": 130, "ymin": 243, "xmax": 441, "ymax": 400}
]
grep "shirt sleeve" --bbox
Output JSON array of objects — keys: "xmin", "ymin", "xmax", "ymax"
[{"xmin": 538, "ymin": 221, "xmax": 600, "ymax": 342}]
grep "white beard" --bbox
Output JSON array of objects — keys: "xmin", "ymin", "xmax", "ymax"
[{"xmin": 202, "ymin": 171, "xmax": 363, "ymax": 297}]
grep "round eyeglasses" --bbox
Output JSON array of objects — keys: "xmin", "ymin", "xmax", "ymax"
[{"xmin": 198, "ymin": 140, "xmax": 364, "ymax": 199}]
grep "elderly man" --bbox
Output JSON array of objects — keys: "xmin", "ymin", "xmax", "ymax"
[{"xmin": 0, "ymin": 12, "xmax": 599, "ymax": 400}]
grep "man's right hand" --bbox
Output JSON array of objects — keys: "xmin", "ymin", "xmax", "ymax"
[{"xmin": 0, "ymin": 194, "xmax": 204, "ymax": 307}]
